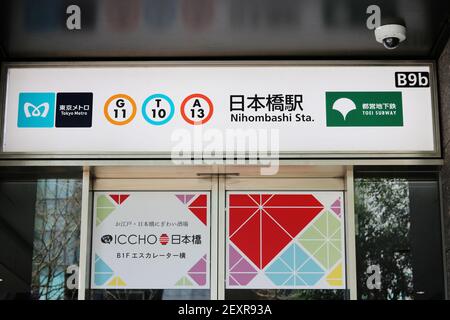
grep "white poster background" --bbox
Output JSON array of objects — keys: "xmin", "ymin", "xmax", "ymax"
[
  {"xmin": 91, "ymin": 192, "xmax": 210, "ymax": 289},
  {"xmin": 3, "ymin": 64, "xmax": 436, "ymax": 155}
]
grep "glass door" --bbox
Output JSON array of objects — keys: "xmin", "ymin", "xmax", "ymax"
[
  {"xmin": 88, "ymin": 176, "xmax": 217, "ymax": 300},
  {"xmin": 86, "ymin": 170, "xmax": 351, "ymax": 300},
  {"xmin": 220, "ymin": 176, "xmax": 349, "ymax": 300}
]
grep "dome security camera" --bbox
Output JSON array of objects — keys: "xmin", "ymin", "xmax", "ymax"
[{"xmin": 374, "ymin": 24, "xmax": 406, "ymax": 49}]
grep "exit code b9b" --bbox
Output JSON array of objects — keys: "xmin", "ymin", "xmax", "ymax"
[{"xmin": 395, "ymin": 72, "xmax": 430, "ymax": 88}]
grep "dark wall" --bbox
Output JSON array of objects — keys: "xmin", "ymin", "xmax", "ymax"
[
  {"xmin": 438, "ymin": 36, "xmax": 450, "ymax": 298},
  {"xmin": 0, "ymin": 0, "xmax": 449, "ymax": 59},
  {"xmin": 0, "ymin": 181, "xmax": 37, "ymax": 299}
]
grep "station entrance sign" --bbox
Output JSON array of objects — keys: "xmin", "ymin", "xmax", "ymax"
[{"xmin": 2, "ymin": 63, "xmax": 438, "ymax": 157}]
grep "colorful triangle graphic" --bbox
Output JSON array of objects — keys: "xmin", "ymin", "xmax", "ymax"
[
  {"xmin": 188, "ymin": 207, "xmax": 207, "ymax": 226},
  {"xmin": 326, "ymin": 263, "xmax": 343, "ymax": 286},
  {"xmin": 96, "ymin": 195, "xmax": 115, "ymax": 226},
  {"xmin": 107, "ymin": 276, "xmax": 126, "ymax": 287},
  {"xmin": 188, "ymin": 194, "xmax": 208, "ymax": 226},
  {"xmin": 110, "ymin": 194, "xmax": 130, "ymax": 205},
  {"xmin": 229, "ymin": 194, "xmax": 324, "ymax": 269},
  {"xmin": 190, "ymin": 194, "xmax": 207, "ymax": 207},
  {"xmin": 175, "ymin": 276, "xmax": 194, "ymax": 286}
]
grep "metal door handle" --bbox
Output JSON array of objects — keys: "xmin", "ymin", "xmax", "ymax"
[{"xmin": 415, "ymin": 291, "xmax": 425, "ymax": 295}]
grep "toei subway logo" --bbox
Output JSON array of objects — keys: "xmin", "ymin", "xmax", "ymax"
[
  {"xmin": 326, "ymin": 91, "xmax": 403, "ymax": 127},
  {"xmin": 100, "ymin": 233, "xmax": 203, "ymax": 245}
]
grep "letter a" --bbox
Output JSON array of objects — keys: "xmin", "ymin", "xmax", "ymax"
[
  {"xmin": 193, "ymin": 99, "xmax": 202, "ymax": 108},
  {"xmin": 366, "ymin": 265, "xmax": 381, "ymax": 290},
  {"xmin": 66, "ymin": 5, "xmax": 81, "ymax": 30}
]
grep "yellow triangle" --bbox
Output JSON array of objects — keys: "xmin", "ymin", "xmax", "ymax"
[
  {"xmin": 117, "ymin": 276, "xmax": 126, "ymax": 286},
  {"xmin": 326, "ymin": 263, "xmax": 343, "ymax": 286},
  {"xmin": 327, "ymin": 279, "xmax": 343, "ymax": 286},
  {"xmin": 107, "ymin": 276, "xmax": 126, "ymax": 287}
]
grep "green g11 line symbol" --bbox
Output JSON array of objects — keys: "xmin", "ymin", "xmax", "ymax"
[{"xmin": 326, "ymin": 91, "xmax": 403, "ymax": 127}]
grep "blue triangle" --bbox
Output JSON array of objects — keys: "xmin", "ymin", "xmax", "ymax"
[
  {"xmin": 94, "ymin": 273, "xmax": 113, "ymax": 286},
  {"xmin": 283, "ymin": 275, "xmax": 295, "ymax": 286},
  {"xmin": 298, "ymin": 258, "xmax": 324, "ymax": 273},
  {"xmin": 95, "ymin": 256, "xmax": 113, "ymax": 273},
  {"xmin": 295, "ymin": 275, "xmax": 307, "ymax": 286},
  {"xmin": 266, "ymin": 257, "xmax": 292, "ymax": 273},
  {"xmin": 299, "ymin": 273, "xmax": 324, "ymax": 286},
  {"xmin": 280, "ymin": 244, "xmax": 295, "ymax": 267},
  {"xmin": 293, "ymin": 244, "xmax": 310, "ymax": 269},
  {"xmin": 266, "ymin": 272, "xmax": 293, "ymax": 286}
]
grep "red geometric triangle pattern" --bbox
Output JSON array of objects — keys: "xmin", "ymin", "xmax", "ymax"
[
  {"xmin": 229, "ymin": 194, "xmax": 323, "ymax": 269},
  {"xmin": 188, "ymin": 194, "xmax": 208, "ymax": 226},
  {"xmin": 109, "ymin": 194, "xmax": 130, "ymax": 205}
]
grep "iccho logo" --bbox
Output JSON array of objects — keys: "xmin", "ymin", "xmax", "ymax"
[
  {"xmin": 101, "ymin": 233, "xmax": 175, "ymax": 245},
  {"xmin": 101, "ymin": 234, "xmax": 113, "ymax": 244},
  {"xmin": 326, "ymin": 91, "xmax": 403, "ymax": 127},
  {"xmin": 18, "ymin": 92, "xmax": 55, "ymax": 127}
]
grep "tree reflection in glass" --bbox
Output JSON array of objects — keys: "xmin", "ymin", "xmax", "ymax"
[
  {"xmin": 355, "ymin": 178, "xmax": 414, "ymax": 300},
  {"xmin": 31, "ymin": 179, "xmax": 81, "ymax": 300}
]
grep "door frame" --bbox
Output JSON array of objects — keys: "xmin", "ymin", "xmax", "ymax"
[
  {"xmin": 80, "ymin": 174, "xmax": 218, "ymax": 299},
  {"xmin": 218, "ymin": 170, "xmax": 356, "ymax": 299},
  {"xmin": 77, "ymin": 165, "xmax": 357, "ymax": 300}
]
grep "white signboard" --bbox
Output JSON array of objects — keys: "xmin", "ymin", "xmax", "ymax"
[
  {"xmin": 227, "ymin": 191, "xmax": 345, "ymax": 289},
  {"xmin": 91, "ymin": 192, "xmax": 210, "ymax": 289},
  {"xmin": 2, "ymin": 64, "xmax": 438, "ymax": 156}
]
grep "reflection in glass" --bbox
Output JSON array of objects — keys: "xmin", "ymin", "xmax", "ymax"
[
  {"xmin": 355, "ymin": 178, "xmax": 414, "ymax": 300},
  {"xmin": 31, "ymin": 179, "xmax": 82, "ymax": 300},
  {"xmin": 225, "ymin": 289, "xmax": 345, "ymax": 300},
  {"xmin": 90, "ymin": 289, "xmax": 210, "ymax": 300}
]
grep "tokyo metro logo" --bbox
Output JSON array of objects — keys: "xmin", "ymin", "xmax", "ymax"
[
  {"xmin": 24, "ymin": 102, "xmax": 50, "ymax": 118},
  {"xmin": 17, "ymin": 92, "xmax": 55, "ymax": 127}
]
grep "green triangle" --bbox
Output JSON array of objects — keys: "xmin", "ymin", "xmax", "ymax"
[
  {"xmin": 298, "ymin": 225, "xmax": 325, "ymax": 240},
  {"xmin": 330, "ymin": 239, "xmax": 341, "ymax": 250},
  {"xmin": 328, "ymin": 243, "xmax": 341, "ymax": 268},
  {"xmin": 97, "ymin": 195, "xmax": 115, "ymax": 208},
  {"xmin": 312, "ymin": 242, "xmax": 329, "ymax": 269},
  {"xmin": 175, "ymin": 276, "xmax": 193, "ymax": 286},
  {"xmin": 297, "ymin": 210, "xmax": 344, "ymax": 271},
  {"xmin": 97, "ymin": 207, "xmax": 115, "ymax": 226},
  {"xmin": 313, "ymin": 212, "xmax": 328, "ymax": 236},
  {"xmin": 329, "ymin": 226, "xmax": 342, "ymax": 240},
  {"xmin": 326, "ymin": 211, "xmax": 341, "ymax": 236},
  {"xmin": 299, "ymin": 239, "xmax": 324, "ymax": 256}
]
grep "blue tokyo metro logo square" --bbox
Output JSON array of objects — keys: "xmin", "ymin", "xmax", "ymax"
[{"xmin": 17, "ymin": 92, "xmax": 56, "ymax": 128}]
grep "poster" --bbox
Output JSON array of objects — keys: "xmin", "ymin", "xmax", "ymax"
[
  {"xmin": 91, "ymin": 192, "xmax": 210, "ymax": 289},
  {"xmin": 227, "ymin": 191, "xmax": 345, "ymax": 289}
]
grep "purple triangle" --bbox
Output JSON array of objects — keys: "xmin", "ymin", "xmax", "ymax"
[
  {"xmin": 331, "ymin": 198, "xmax": 341, "ymax": 208},
  {"xmin": 185, "ymin": 195, "xmax": 195, "ymax": 204},
  {"xmin": 331, "ymin": 207, "xmax": 341, "ymax": 215},
  {"xmin": 189, "ymin": 256, "xmax": 206, "ymax": 273},
  {"xmin": 231, "ymin": 272, "xmax": 257, "ymax": 285},
  {"xmin": 331, "ymin": 198, "xmax": 341, "ymax": 216},
  {"xmin": 228, "ymin": 275, "xmax": 239, "ymax": 286},
  {"xmin": 231, "ymin": 256, "xmax": 257, "ymax": 273},
  {"xmin": 188, "ymin": 273, "xmax": 206, "ymax": 286},
  {"xmin": 176, "ymin": 194, "xmax": 186, "ymax": 204},
  {"xmin": 229, "ymin": 245, "xmax": 242, "ymax": 269}
]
